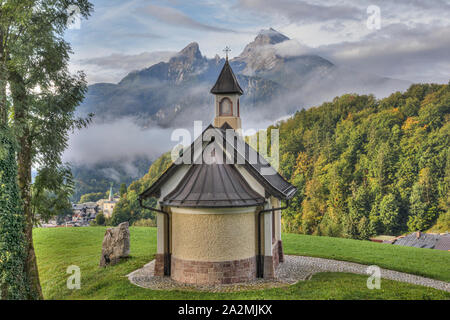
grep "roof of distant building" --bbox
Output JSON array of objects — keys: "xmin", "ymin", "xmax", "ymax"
[
  {"xmin": 434, "ymin": 234, "xmax": 450, "ymax": 251},
  {"xmin": 392, "ymin": 232, "xmax": 450, "ymax": 250},
  {"xmin": 73, "ymin": 202, "xmax": 99, "ymax": 210}
]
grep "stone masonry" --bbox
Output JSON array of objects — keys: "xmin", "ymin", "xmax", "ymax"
[
  {"xmin": 171, "ymin": 256, "xmax": 257, "ymax": 284},
  {"xmin": 154, "ymin": 253, "xmax": 166, "ymax": 276}
]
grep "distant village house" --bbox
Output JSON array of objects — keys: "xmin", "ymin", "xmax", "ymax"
[
  {"xmin": 68, "ymin": 186, "xmax": 119, "ymax": 226},
  {"xmin": 96, "ymin": 186, "xmax": 120, "ymax": 218}
]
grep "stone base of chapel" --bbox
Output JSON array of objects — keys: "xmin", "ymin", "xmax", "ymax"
[
  {"xmin": 154, "ymin": 253, "xmax": 169, "ymax": 276},
  {"xmin": 264, "ymin": 240, "xmax": 284, "ymax": 279},
  {"xmin": 171, "ymin": 256, "xmax": 257, "ymax": 284},
  {"xmin": 154, "ymin": 240, "xmax": 285, "ymax": 283}
]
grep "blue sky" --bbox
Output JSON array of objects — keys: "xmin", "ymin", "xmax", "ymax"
[
  {"xmin": 66, "ymin": 0, "xmax": 258, "ymax": 59},
  {"xmin": 66, "ymin": 0, "xmax": 450, "ymax": 84}
]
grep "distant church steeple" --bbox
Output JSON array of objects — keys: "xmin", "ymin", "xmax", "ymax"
[
  {"xmin": 210, "ymin": 47, "xmax": 243, "ymax": 131},
  {"xmin": 109, "ymin": 184, "xmax": 113, "ymax": 201}
]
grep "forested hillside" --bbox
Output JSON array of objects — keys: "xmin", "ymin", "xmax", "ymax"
[
  {"xmin": 114, "ymin": 83, "xmax": 449, "ymax": 238},
  {"xmin": 71, "ymin": 156, "xmax": 152, "ymax": 201},
  {"xmin": 277, "ymin": 83, "xmax": 449, "ymax": 238},
  {"xmin": 111, "ymin": 153, "xmax": 172, "ymax": 225}
]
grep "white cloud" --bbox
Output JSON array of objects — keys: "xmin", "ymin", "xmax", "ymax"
[
  {"xmin": 315, "ymin": 24, "xmax": 450, "ymax": 83},
  {"xmin": 138, "ymin": 4, "xmax": 238, "ymax": 33},
  {"xmin": 64, "ymin": 118, "xmax": 177, "ymax": 165},
  {"xmin": 236, "ymin": 0, "xmax": 361, "ymax": 23},
  {"xmin": 273, "ymin": 39, "xmax": 312, "ymax": 57},
  {"xmin": 72, "ymin": 51, "xmax": 175, "ymax": 84}
]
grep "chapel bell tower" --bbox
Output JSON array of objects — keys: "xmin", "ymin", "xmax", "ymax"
[{"xmin": 210, "ymin": 47, "xmax": 243, "ymax": 131}]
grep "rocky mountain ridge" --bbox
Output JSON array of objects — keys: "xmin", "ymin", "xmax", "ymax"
[{"xmin": 78, "ymin": 28, "xmax": 410, "ymax": 129}]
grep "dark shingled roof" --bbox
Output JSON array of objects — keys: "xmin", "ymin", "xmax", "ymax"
[
  {"xmin": 161, "ymin": 160, "xmax": 265, "ymax": 208},
  {"xmin": 210, "ymin": 59, "xmax": 243, "ymax": 95},
  {"xmin": 139, "ymin": 125, "xmax": 297, "ymax": 205},
  {"xmin": 434, "ymin": 234, "xmax": 450, "ymax": 251},
  {"xmin": 215, "ymin": 125, "xmax": 297, "ymax": 199},
  {"xmin": 392, "ymin": 232, "xmax": 449, "ymax": 249}
]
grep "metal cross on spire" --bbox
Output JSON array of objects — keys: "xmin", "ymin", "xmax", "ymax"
[{"xmin": 223, "ymin": 46, "xmax": 231, "ymax": 60}]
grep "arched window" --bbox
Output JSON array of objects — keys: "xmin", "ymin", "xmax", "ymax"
[{"xmin": 219, "ymin": 97, "xmax": 233, "ymax": 116}]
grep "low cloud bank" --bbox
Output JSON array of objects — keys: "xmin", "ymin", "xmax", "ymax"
[
  {"xmin": 64, "ymin": 117, "xmax": 177, "ymax": 166},
  {"xmin": 72, "ymin": 51, "xmax": 176, "ymax": 84}
]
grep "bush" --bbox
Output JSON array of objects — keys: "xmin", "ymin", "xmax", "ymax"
[
  {"xmin": 111, "ymin": 208, "xmax": 130, "ymax": 226},
  {"xmin": 95, "ymin": 213, "xmax": 106, "ymax": 226},
  {"xmin": 133, "ymin": 218, "xmax": 156, "ymax": 227},
  {"xmin": 104, "ymin": 217, "xmax": 112, "ymax": 226}
]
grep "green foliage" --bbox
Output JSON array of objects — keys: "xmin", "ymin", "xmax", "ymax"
[
  {"xmin": 111, "ymin": 153, "xmax": 173, "ymax": 226},
  {"xmin": 133, "ymin": 218, "xmax": 156, "ymax": 227},
  {"xmin": 111, "ymin": 201, "xmax": 132, "ymax": 226},
  {"xmin": 116, "ymin": 84, "xmax": 449, "ymax": 238},
  {"xmin": 429, "ymin": 210, "xmax": 450, "ymax": 233},
  {"xmin": 71, "ymin": 157, "xmax": 152, "ymax": 202},
  {"xmin": 79, "ymin": 192, "xmax": 107, "ymax": 204},
  {"xmin": 344, "ymin": 185, "xmax": 374, "ymax": 239},
  {"xmin": 379, "ymin": 193, "xmax": 400, "ymax": 234},
  {"xmin": 104, "ymin": 217, "xmax": 113, "ymax": 227},
  {"xmin": 95, "ymin": 213, "xmax": 106, "ymax": 226},
  {"xmin": 407, "ymin": 167, "xmax": 440, "ymax": 231},
  {"xmin": 32, "ymin": 166, "xmax": 74, "ymax": 223},
  {"xmin": 1, "ymin": 0, "xmax": 94, "ymax": 299},
  {"xmin": 113, "ymin": 83, "xmax": 449, "ymax": 238},
  {"xmin": 0, "ymin": 129, "xmax": 29, "ymax": 299},
  {"xmin": 120, "ymin": 183, "xmax": 127, "ymax": 197},
  {"xmin": 274, "ymin": 84, "xmax": 449, "ymax": 237}
]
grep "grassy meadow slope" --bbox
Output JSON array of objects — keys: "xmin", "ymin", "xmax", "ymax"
[{"xmin": 33, "ymin": 227, "xmax": 449, "ymax": 300}]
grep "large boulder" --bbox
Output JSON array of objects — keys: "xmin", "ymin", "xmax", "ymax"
[{"xmin": 99, "ymin": 222, "xmax": 130, "ymax": 267}]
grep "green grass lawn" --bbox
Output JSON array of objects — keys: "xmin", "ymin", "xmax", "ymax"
[
  {"xmin": 282, "ymin": 233, "xmax": 450, "ymax": 282},
  {"xmin": 33, "ymin": 227, "xmax": 450, "ymax": 300}
]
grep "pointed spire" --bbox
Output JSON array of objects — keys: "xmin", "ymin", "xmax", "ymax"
[
  {"xmin": 109, "ymin": 184, "xmax": 113, "ymax": 201},
  {"xmin": 210, "ymin": 59, "xmax": 243, "ymax": 95}
]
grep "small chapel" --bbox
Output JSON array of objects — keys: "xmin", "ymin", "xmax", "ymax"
[{"xmin": 139, "ymin": 53, "xmax": 297, "ymax": 284}]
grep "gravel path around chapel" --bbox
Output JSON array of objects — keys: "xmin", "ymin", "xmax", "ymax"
[
  {"xmin": 278, "ymin": 255, "xmax": 449, "ymax": 292},
  {"xmin": 127, "ymin": 255, "xmax": 450, "ymax": 292}
]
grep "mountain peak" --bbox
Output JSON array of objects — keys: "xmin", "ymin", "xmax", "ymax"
[
  {"xmin": 178, "ymin": 42, "xmax": 202, "ymax": 59},
  {"xmin": 166, "ymin": 42, "xmax": 205, "ymax": 83},
  {"xmin": 235, "ymin": 28, "xmax": 290, "ymax": 65},
  {"xmin": 255, "ymin": 28, "xmax": 290, "ymax": 45}
]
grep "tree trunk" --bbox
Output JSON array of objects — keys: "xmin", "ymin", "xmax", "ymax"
[
  {"xmin": 11, "ymin": 69, "xmax": 44, "ymax": 300},
  {"xmin": 17, "ymin": 134, "xmax": 43, "ymax": 299}
]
